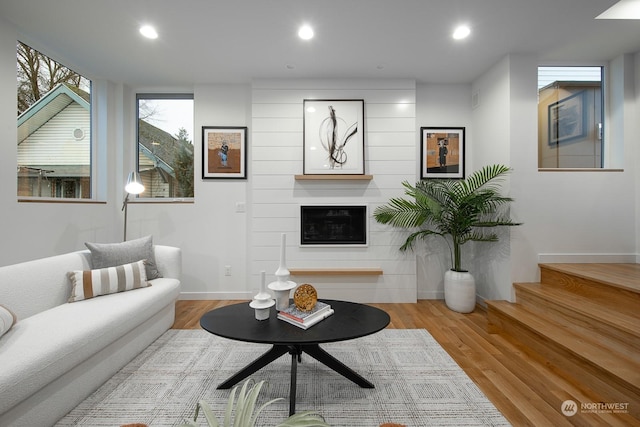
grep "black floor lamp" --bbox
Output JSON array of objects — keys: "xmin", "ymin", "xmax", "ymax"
[{"xmin": 122, "ymin": 171, "xmax": 145, "ymax": 241}]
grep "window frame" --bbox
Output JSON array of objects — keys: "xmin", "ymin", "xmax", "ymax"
[
  {"xmin": 134, "ymin": 93, "xmax": 195, "ymax": 201},
  {"xmin": 17, "ymin": 41, "xmax": 94, "ymax": 201},
  {"xmin": 537, "ymin": 63, "xmax": 612, "ymax": 171}
]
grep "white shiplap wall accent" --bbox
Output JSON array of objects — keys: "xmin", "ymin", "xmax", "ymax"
[{"xmin": 250, "ymin": 79, "xmax": 417, "ymax": 303}]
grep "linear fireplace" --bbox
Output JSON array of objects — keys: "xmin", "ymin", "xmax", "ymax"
[{"xmin": 300, "ymin": 205, "xmax": 367, "ymax": 246}]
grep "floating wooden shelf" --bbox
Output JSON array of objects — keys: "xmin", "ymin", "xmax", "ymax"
[
  {"xmin": 294, "ymin": 174, "xmax": 373, "ymax": 181},
  {"xmin": 288, "ymin": 268, "xmax": 383, "ymax": 276}
]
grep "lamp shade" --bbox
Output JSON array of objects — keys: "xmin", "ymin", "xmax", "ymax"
[{"xmin": 124, "ymin": 171, "xmax": 145, "ymax": 195}]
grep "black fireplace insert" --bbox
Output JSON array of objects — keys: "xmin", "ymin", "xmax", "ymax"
[{"xmin": 300, "ymin": 205, "xmax": 367, "ymax": 245}]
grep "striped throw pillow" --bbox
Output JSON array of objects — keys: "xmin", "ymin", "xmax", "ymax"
[{"xmin": 68, "ymin": 260, "xmax": 149, "ymax": 302}]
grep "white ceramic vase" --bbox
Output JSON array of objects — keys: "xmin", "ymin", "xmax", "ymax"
[
  {"xmin": 267, "ymin": 233, "xmax": 296, "ymax": 310},
  {"xmin": 249, "ymin": 270, "xmax": 275, "ymax": 320},
  {"xmin": 444, "ymin": 270, "xmax": 476, "ymax": 313}
]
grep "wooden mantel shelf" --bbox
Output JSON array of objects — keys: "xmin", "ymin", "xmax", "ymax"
[
  {"xmin": 294, "ymin": 174, "xmax": 373, "ymax": 181},
  {"xmin": 288, "ymin": 268, "xmax": 383, "ymax": 276}
]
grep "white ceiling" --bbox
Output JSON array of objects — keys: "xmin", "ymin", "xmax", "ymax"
[{"xmin": 2, "ymin": 0, "xmax": 639, "ymax": 87}]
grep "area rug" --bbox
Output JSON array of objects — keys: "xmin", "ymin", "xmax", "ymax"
[{"xmin": 56, "ymin": 329, "xmax": 510, "ymax": 426}]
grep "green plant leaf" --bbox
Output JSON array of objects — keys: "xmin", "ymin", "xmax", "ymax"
[
  {"xmin": 373, "ymin": 164, "xmax": 521, "ymax": 271},
  {"xmin": 199, "ymin": 400, "xmax": 221, "ymax": 427},
  {"xmin": 234, "ymin": 379, "xmax": 257, "ymax": 427},
  {"xmin": 276, "ymin": 410, "xmax": 331, "ymax": 427},
  {"xmin": 185, "ymin": 379, "xmax": 330, "ymax": 427},
  {"xmin": 225, "ymin": 385, "xmax": 238, "ymax": 426},
  {"xmin": 250, "ymin": 397, "xmax": 284, "ymax": 426}
]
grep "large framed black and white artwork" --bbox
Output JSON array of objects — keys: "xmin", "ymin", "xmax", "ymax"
[{"xmin": 303, "ymin": 99, "xmax": 365, "ymax": 175}]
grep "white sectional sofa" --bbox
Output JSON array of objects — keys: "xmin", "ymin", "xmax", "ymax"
[{"xmin": 0, "ymin": 239, "xmax": 182, "ymax": 427}]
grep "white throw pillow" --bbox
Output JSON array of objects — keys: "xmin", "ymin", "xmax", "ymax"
[
  {"xmin": 67, "ymin": 260, "xmax": 149, "ymax": 302},
  {"xmin": 0, "ymin": 305, "xmax": 17, "ymax": 338}
]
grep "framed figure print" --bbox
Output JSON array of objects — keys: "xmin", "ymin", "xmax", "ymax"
[
  {"xmin": 202, "ymin": 126, "xmax": 247, "ymax": 179},
  {"xmin": 303, "ymin": 99, "xmax": 365, "ymax": 175},
  {"xmin": 420, "ymin": 127, "xmax": 465, "ymax": 179}
]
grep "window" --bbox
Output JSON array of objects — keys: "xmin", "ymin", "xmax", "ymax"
[
  {"xmin": 136, "ymin": 94, "xmax": 194, "ymax": 198},
  {"xmin": 17, "ymin": 41, "xmax": 92, "ymax": 198},
  {"xmin": 538, "ymin": 66, "xmax": 604, "ymax": 168}
]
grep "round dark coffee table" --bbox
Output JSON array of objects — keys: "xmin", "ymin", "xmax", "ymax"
[{"xmin": 200, "ymin": 299, "xmax": 390, "ymax": 414}]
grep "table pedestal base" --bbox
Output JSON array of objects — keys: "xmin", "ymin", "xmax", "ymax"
[{"xmin": 217, "ymin": 344, "xmax": 374, "ymax": 415}]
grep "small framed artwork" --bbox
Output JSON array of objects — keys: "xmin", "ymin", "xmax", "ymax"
[
  {"xmin": 420, "ymin": 127, "xmax": 465, "ymax": 179},
  {"xmin": 303, "ymin": 99, "xmax": 365, "ymax": 175},
  {"xmin": 548, "ymin": 91, "xmax": 586, "ymax": 145},
  {"xmin": 202, "ymin": 126, "xmax": 247, "ymax": 179}
]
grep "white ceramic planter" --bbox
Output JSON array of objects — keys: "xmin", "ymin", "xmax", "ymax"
[{"xmin": 444, "ymin": 270, "xmax": 476, "ymax": 313}]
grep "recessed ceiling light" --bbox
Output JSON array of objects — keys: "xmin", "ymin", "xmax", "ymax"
[
  {"xmin": 452, "ymin": 25, "xmax": 471, "ymax": 40},
  {"xmin": 298, "ymin": 24, "xmax": 314, "ymax": 40},
  {"xmin": 139, "ymin": 25, "xmax": 158, "ymax": 39},
  {"xmin": 596, "ymin": 0, "xmax": 640, "ymax": 19}
]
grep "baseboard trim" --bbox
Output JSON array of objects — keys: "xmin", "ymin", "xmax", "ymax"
[
  {"xmin": 538, "ymin": 253, "xmax": 637, "ymax": 263},
  {"xmin": 179, "ymin": 292, "xmax": 253, "ymax": 300},
  {"xmin": 418, "ymin": 290, "xmax": 444, "ymax": 300}
]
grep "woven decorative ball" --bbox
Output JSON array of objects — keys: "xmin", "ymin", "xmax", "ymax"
[{"xmin": 293, "ymin": 284, "xmax": 318, "ymax": 311}]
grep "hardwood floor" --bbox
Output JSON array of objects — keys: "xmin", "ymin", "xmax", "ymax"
[{"xmin": 172, "ymin": 299, "xmax": 637, "ymax": 426}]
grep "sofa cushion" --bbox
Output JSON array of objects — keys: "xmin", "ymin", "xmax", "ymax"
[
  {"xmin": 0, "ymin": 305, "xmax": 16, "ymax": 339},
  {"xmin": 67, "ymin": 260, "xmax": 149, "ymax": 302},
  {"xmin": 0, "ymin": 251, "xmax": 92, "ymax": 321},
  {"xmin": 0, "ymin": 277, "xmax": 180, "ymax": 415},
  {"xmin": 85, "ymin": 235, "xmax": 161, "ymax": 279}
]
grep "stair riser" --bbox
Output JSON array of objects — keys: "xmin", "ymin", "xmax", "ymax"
[
  {"xmin": 488, "ymin": 307, "xmax": 640, "ymax": 418},
  {"xmin": 540, "ymin": 268, "xmax": 640, "ymax": 302},
  {"xmin": 515, "ymin": 289, "xmax": 640, "ymax": 355}
]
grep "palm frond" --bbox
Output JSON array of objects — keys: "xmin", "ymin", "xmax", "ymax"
[
  {"xmin": 399, "ymin": 229, "xmax": 446, "ymax": 251},
  {"xmin": 469, "ymin": 164, "xmax": 510, "ymax": 189},
  {"xmin": 373, "ymin": 164, "xmax": 520, "ymax": 271}
]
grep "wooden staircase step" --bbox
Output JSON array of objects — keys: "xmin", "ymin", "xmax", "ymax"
[
  {"xmin": 540, "ymin": 263, "xmax": 640, "ymax": 297},
  {"xmin": 514, "ymin": 282, "xmax": 640, "ymax": 355},
  {"xmin": 487, "ymin": 300, "xmax": 640, "ymax": 415}
]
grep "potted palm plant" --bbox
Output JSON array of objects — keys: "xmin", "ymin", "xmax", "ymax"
[{"xmin": 373, "ymin": 164, "xmax": 520, "ymax": 313}]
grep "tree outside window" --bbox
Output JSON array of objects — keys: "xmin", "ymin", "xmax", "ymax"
[{"xmin": 136, "ymin": 95, "xmax": 194, "ymax": 198}]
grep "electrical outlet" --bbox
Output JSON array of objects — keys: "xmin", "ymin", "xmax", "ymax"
[{"xmin": 224, "ymin": 265, "xmax": 231, "ymax": 276}]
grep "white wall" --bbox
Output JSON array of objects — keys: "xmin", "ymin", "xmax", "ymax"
[
  {"xmin": 248, "ymin": 79, "xmax": 417, "ymax": 303},
  {"xmin": 414, "ymin": 83, "xmax": 472, "ymax": 299},
  {"xmin": 469, "ymin": 56, "xmax": 515, "ymax": 302},
  {"xmin": 636, "ymin": 52, "xmax": 640, "ymax": 263},
  {"xmin": 1, "ymin": 19, "xmax": 120, "ymax": 264},
  {"xmin": 479, "ymin": 54, "xmax": 637, "ymax": 302},
  {"xmin": 129, "ymin": 84, "xmax": 253, "ymax": 299},
  {"xmin": 2, "ymin": 15, "xmax": 638, "ymax": 304}
]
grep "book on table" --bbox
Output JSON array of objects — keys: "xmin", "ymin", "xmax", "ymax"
[
  {"xmin": 277, "ymin": 301, "xmax": 333, "ymax": 329},
  {"xmin": 277, "ymin": 308, "xmax": 334, "ymax": 329}
]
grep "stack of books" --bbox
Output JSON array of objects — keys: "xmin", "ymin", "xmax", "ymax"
[{"xmin": 277, "ymin": 301, "xmax": 334, "ymax": 329}]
